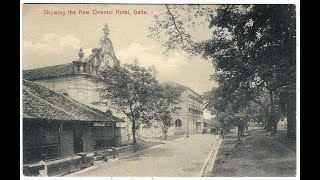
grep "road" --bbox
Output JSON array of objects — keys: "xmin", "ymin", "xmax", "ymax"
[{"xmin": 70, "ymin": 134, "xmax": 220, "ymax": 177}]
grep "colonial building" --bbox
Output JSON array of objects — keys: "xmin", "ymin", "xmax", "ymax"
[
  {"xmin": 170, "ymin": 82, "xmax": 204, "ymax": 134},
  {"xmin": 23, "ymin": 80, "xmax": 123, "ymax": 164},
  {"xmin": 23, "ymin": 24, "xmax": 131, "ymax": 142},
  {"xmin": 137, "ymin": 82, "xmax": 205, "ymax": 138},
  {"xmin": 23, "ymin": 24, "xmax": 204, "ymax": 142}
]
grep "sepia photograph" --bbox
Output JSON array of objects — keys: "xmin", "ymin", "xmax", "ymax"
[{"xmin": 21, "ymin": 2, "xmax": 298, "ymax": 178}]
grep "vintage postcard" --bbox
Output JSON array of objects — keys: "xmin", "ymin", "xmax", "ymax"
[{"xmin": 21, "ymin": 2, "xmax": 299, "ymax": 178}]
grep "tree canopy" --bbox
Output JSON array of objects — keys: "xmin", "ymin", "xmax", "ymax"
[
  {"xmin": 99, "ymin": 62, "xmax": 184, "ymax": 143},
  {"xmin": 150, "ymin": 4, "xmax": 296, "ymax": 138}
]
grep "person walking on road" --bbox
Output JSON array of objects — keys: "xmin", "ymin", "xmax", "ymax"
[
  {"xmin": 217, "ymin": 128, "xmax": 224, "ymax": 139},
  {"xmin": 220, "ymin": 128, "xmax": 224, "ymax": 139},
  {"xmin": 185, "ymin": 132, "xmax": 189, "ymax": 138}
]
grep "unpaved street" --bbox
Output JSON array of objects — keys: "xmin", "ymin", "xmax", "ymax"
[{"xmin": 71, "ymin": 134, "xmax": 220, "ymax": 177}]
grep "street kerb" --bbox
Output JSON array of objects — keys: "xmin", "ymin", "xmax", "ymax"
[{"xmin": 199, "ymin": 137, "xmax": 222, "ymax": 177}]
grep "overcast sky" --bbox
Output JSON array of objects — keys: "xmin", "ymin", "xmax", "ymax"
[{"xmin": 22, "ymin": 4, "xmax": 218, "ymax": 98}]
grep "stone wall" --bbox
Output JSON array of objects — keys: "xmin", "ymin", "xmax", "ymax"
[
  {"xmin": 23, "ymin": 153, "xmax": 94, "ymax": 176},
  {"xmin": 137, "ymin": 124, "xmax": 162, "ymax": 138}
]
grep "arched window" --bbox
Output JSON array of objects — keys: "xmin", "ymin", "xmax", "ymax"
[
  {"xmin": 175, "ymin": 119, "xmax": 182, "ymax": 127},
  {"xmin": 79, "ymin": 65, "xmax": 84, "ymax": 72}
]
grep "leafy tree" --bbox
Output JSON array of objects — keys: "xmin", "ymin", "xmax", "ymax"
[
  {"xmin": 99, "ymin": 62, "xmax": 184, "ymax": 144},
  {"xmin": 99, "ymin": 62, "xmax": 160, "ymax": 144},
  {"xmin": 153, "ymin": 83, "xmax": 184, "ymax": 139},
  {"xmin": 149, "ymin": 5, "xmax": 216, "ymax": 54},
  {"xmin": 158, "ymin": 111, "xmax": 171, "ymax": 139},
  {"xmin": 150, "ymin": 4, "xmax": 296, "ymax": 138},
  {"xmin": 204, "ymin": 85, "xmax": 253, "ymax": 141},
  {"xmin": 203, "ymin": 5, "xmax": 296, "ymax": 136}
]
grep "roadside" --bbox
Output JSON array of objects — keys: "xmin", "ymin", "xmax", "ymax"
[
  {"xmin": 138, "ymin": 134, "xmax": 184, "ymax": 143},
  {"xmin": 65, "ymin": 135, "xmax": 182, "ymax": 176},
  {"xmin": 206, "ymin": 126, "xmax": 296, "ymax": 177},
  {"xmin": 66, "ymin": 138, "xmax": 163, "ymax": 176},
  {"xmin": 66, "ymin": 134, "xmax": 219, "ymax": 176},
  {"xmin": 274, "ymin": 128, "xmax": 296, "ymax": 152}
]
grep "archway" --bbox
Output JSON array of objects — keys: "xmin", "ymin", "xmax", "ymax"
[{"xmin": 175, "ymin": 119, "xmax": 182, "ymax": 127}]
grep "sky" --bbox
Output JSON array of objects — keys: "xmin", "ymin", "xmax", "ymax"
[{"xmin": 22, "ymin": 4, "xmax": 218, "ymax": 97}]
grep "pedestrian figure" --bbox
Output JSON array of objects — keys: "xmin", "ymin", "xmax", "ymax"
[
  {"xmin": 185, "ymin": 132, "xmax": 189, "ymax": 138},
  {"xmin": 220, "ymin": 128, "xmax": 224, "ymax": 139}
]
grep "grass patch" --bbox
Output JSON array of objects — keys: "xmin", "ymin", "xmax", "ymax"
[{"xmin": 207, "ymin": 127, "xmax": 296, "ymax": 177}]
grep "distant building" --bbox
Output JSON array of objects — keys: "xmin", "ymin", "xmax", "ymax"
[
  {"xmin": 167, "ymin": 82, "xmax": 205, "ymax": 134},
  {"xmin": 137, "ymin": 82, "xmax": 205, "ymax": 138},
  {"xmin": 23, "ymin": 24, "xmax": 204, "ymax": 143},
  {"xmin": 23, "ymin": 80, "xmax": 123, "ymax": 164}
]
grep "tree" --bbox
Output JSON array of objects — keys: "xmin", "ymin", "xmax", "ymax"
[
  {"xmin": 157, "ymin": 109, "xmax": 172, "ymax": 140},
  {"xmin": 99, "ymin": 62, "xmax": 184, "ymax": 144},
  {"xmin": 149, "ymin": 5, "xmax": 216, "ymax": 54},
  {"xmin": 203, "ymin": 85, "xmax": 251, "ymax": 141},
  {"xmin": 203, "ymin": 5, "xmax": 296, "ymax": 135},
  {"xmin": 153, "ymin": 83, "xmax": 184, "ymax": 139},
  {"xmin": 99, "ymin": 63, "xmax": 160, "ymax": 145},
  {"xmin": 150, "ymin": 4, "xmax": 296, "ymax": 138}
]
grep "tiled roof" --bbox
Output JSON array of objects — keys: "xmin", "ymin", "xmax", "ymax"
[
  {"xmin": 23, "ymin": 80, "xmax": 123, "ymax": 122},
  {"xmin": 23, "ymin": 63, "xmax": 74, "ymax": 80}
]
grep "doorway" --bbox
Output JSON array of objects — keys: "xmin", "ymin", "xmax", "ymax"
[
  {"xmin": 73, "ymin": 128, "xmax": 83, "ymax": 154},
  {"xmin": 196, "ymin": 122, "xmax": 202, "ymax": 133}
]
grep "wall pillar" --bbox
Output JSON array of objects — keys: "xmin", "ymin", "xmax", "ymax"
[
  {"xmin": 83, "ymin": 123, "xmax": 94, "ymax": 152},
  {"xmin": 59, "ymin": 122, "xmax": 74, "ymax": 157}
]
